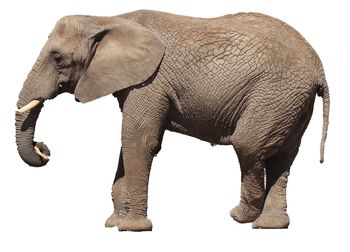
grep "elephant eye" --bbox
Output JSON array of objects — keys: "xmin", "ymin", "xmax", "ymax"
[{"xmin": 52, "ymin": 52, "xmax": 64, "ymax": 67}]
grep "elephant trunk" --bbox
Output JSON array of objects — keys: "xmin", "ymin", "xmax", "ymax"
[{"xmin": 15, "ymin": 89, "xmax": 50, "ymax": 167}]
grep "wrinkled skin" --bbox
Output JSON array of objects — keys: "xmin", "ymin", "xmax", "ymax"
[{"xmin": 16, "ymin": 10, "xmax": 329, "ymax": 231}]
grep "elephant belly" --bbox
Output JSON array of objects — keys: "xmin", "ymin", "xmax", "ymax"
[{"xmin": 166, "ymin": 95, "xmax": 241, "ymax": 145}]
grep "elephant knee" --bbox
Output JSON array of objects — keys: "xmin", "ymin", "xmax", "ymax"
[
  {"xmin": 123, "ymin": 133, "xmax": 162, "ymax": 158},
  {"xmin": 144, "ymin": 135, "xmax": 162, "ymax": 157},
  {"xmin": 232, "ymin": 136, "xmax": 262, "ymax": 163}
]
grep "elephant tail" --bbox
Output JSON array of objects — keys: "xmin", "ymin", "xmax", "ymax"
[{"xmin": 317, "ymin": 71, "xmax": 330, "ymax": 163}]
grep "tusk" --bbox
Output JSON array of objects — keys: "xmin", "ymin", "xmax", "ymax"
[
  {"xmin": 34, "ymin": 145, "xmax": 50, "ymax": 160},
  {"xmin": 17, "ymin": 99, "xmax": 43, "ymax": 113}
]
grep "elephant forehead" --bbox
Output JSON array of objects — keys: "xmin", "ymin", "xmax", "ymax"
[
  {"xmin": 51, "ymin": 22, "xmax": 75, "ymax": 39},
  {"xmin": 50, "ymin": 16, "xmax": 83, "ymax": 39},
  {"xmin": 48, "ymin": 27, "xmax": 84, "ymax": 52},
  {"xmin": 54, "ymin": 21, "xmax": 68, "ymax": 36}
]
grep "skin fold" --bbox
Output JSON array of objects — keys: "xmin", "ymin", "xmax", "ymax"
[{"xmin": 15, "ymin": 10, "xmax": 329, "ymax": 231}]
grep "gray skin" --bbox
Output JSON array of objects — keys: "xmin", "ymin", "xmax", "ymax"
[{"xmin": 15, "ymin": 10, "xmax": 329, "ymax": 231}]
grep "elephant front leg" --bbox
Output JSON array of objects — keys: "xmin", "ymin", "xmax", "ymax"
[
  {"xmin": 114, "ymin": 141, "xmax": 156, "ymax": 231},
  {"xmin": 115, "ymin": 113, "xmax": 164, "ymax": 231},
  {"xmin": 105, "ymin": 149, "xmax": 128, "ymax": 228},
  {"xmin": 109, "ymin": 88, "xmax": 168, "ymax": 231},
  {"xmin": 105, "ymin": 144, "xmax": 155, "ymax": 231}
]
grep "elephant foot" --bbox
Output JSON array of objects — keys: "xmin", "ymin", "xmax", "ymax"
[
  {"xmin": 252, "ymin": 211, "xmax": 289, "ymax": 229},
  {"xmin": 105, "ymin": 212, "xmax": 152, "ymax": 231},
  {"xmin": 230, "ymin": 203, "xmax": 261, "ymax": 223},
  {"xmin": 116, "ymin": 215, "xmax": 153, "ymax": 232},
  {"xmin": 105, "ymin": 212, "xmax": 122, "ymax": 228}
]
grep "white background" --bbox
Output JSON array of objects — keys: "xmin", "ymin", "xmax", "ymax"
[{"xmin": 0, "ymin": 0, "xmax": 349, "ymax": 251}]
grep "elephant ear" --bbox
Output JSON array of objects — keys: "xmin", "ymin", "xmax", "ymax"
[{"xmin": 74, "ymin": 19, "xmax": 165, "ymax": 103}]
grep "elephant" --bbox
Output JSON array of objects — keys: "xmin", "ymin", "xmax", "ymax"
[{"xmin": 15, "ymin": 10, "xmax": 329, "ymax": 231}]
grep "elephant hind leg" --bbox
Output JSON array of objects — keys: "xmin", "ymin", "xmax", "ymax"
[
  {"xmin": 252, "ymin": 147, "xmax": 299, "ymax": 229},
  {"xmin": 252, "ymin": 104, "xmax": 313, "ymax": 228},
  {"xmin": 230, "ymin": 133, "xmax": 267, "ymax": 223},
  {"xmin": 229, "ymin": 106, "xmax": 293, "ymax": 224},
  {"xmin": 229, "ymin": 158, "xmax": 265, "ymax": 223}
]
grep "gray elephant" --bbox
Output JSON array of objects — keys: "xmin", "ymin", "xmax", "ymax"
[{"xmin": 16, "ymin": 10, "xmax": 329, "ymax": 231}]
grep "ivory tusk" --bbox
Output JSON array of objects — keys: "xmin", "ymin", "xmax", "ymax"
[
  {"xmin": 34, "ymin": 145, "xmax": 50, "ymax": 160},
  {"xmin": 17, "ymin": 99, "xmax": 43, "ymax": 113}
]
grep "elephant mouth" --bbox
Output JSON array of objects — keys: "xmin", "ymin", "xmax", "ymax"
[{"xmin": 17, "ymin": 99, "xmax": 44, "ymax": 113}]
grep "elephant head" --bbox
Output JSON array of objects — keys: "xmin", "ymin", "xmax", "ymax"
[{"xmin": 15, "ymin": 15, "xmax": 165, "ymax": 167}]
